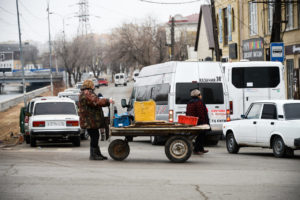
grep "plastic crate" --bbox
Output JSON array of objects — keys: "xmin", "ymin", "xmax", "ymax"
[
  {"xmin": 178, "ymin": 115, "xmax": 198, "ymax": 126},
  {"xmin": 113, "ymin": 115, "xmax": 130, "ymax": 127}
]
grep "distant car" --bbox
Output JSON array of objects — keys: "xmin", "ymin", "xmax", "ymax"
[
  {"xmin": 223, "ymin": 100, "xmax": 300, "ymax": 158},
  {"xmin": 64, "ymin": 88, "xmax": 80, "ymax": 93},
  {"xmin": 91, "ymin": 78, "xmax": 100, "ymax": 88},
  {"xmin": 28, "ymin": 97, "xmax": 81, "ymax": 147},
  {"xmin": 98, "ymin": 78, "xmax": 108, "ymax": 86},
  {"xmin": 75, "ymin": 82, "xmax": 83, "ymax": 90}
]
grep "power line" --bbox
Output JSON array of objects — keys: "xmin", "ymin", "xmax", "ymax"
[
  {"xmin": 0, "ymin": 6, "xmax": 15, "ymax": 15},
  {"xmin": 139, "ymin": 0, "xmax": 202, "ymax": 5},
  {"xmin": 19, "ymin": 0, "xmax": 46, "ymax": 21}
]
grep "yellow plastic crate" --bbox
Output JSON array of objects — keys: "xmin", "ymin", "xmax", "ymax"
[{"xmin": 134, "ymin": 100, "xmax": 156, "ymax": 122}]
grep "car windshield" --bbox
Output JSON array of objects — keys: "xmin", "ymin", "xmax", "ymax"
[
  {"xmin": 284, "ymin": 103, "xmax": 300, "ymax": 120},
  {"xmin": 34, "ymin": 102, "xmax": 77, "ymax": 115}
]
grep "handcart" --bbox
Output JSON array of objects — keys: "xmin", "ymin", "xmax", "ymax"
[{"xmin": 108, "ymin": 121, "xmax": 210, "ymax": 163}]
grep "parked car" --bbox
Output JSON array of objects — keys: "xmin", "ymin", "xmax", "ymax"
[
  {"xmin": 91, "ymin": 78, "xmax": 100, "ymax": 88},
  {"xmin": 75, "ymin": 82, "xmax": 83, "ymax": 90},
  {"xmin": 114, "ymin": 73, "xmax": 127, "ymax": 87},
  {"xmin": 64, "ymin": 88, "xmax": 80, "ymax": 93},
  {"xmin": 98, "ymin": 78, "xmax": 108, "ymax": 86},
  {"xmin": 28, "ymin": 97, "xmax": 81, "ymax": 147},
  {"xmin": 57, "ymin": 91, "xmax": 88, "ymax": 140},
  {"xmin": 22, "ymin": 96, "xmax": 56, "ymax": 144},
  {"xmin": 223, "ymin": 100, "xmax": 300, "ymax": 158}
]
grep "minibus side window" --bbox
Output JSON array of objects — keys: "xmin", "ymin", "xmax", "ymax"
[{"xmin": 232, "ymin": 67, "xmax": 280, "ymax": 88}]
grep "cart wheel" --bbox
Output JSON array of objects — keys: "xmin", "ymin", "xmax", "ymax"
[
  {"xmin": 165, "ymin": 136, "xmax": 192, "ymax": 163},
  {"xmin": 108, "ymin": 139, "xmax": 130, "ymax": 161}
]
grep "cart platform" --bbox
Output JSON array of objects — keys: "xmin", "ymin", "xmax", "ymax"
[{"xmin": 108, "ymin": 121, "xmax": 210, "ymax": 163}]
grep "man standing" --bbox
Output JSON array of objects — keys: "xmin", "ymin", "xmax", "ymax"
[
  {"xmin": 79, "ymin": 80, "xmax": 113, "ymax": 160},
  {"xmin": 186, "ymin": 89, "xmax": 209, "ymax": 155}
]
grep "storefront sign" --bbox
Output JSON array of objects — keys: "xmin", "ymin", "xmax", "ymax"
[
  {"xmin": 242, "ymin": 38, "xmax": 264, "ymax": 61},
  {"xmin": 285, "ymin": 44, "xmax": 300, "ymax": 55}
]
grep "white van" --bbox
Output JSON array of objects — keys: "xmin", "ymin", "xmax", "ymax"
[
  {"xmin": 122, "ymin": 61, "xmax": 228, "ymax": 145},
  {"xmin": 114, "ymin": 73, "xmax": 127, "ymax": 87},
  {"xmin": 222, "ymin": 61, "xmax": 286, "ymax": 120}
]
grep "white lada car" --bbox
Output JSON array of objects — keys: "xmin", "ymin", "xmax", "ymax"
[
  {"xmin": 223, "ymin": 100, "xmax": 300, "ymax": 158},
  {"xmin": 29, "ymin": 97, "xmax": 81, "ymax": 147}
]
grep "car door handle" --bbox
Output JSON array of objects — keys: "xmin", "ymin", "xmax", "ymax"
[
  {"xmin": 271, "ymin": 122, "xmax": 275, "ymax": 125},
  {"xmin": 253, "ymin": 121, "xmax": 257, "ymax": 124}
]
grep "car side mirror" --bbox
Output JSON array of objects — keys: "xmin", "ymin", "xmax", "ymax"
[
  {"xmin": 121, "ymin": 99, "xmax": 128, "ymax": 108},
  {"xmin": 241, "ymin": 115, "xmax": 246, "ymax": 119}
]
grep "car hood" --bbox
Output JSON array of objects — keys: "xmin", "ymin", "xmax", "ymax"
[{"xmin": 31, "ymin": 115, "xmax": 79, "ymax": 121}]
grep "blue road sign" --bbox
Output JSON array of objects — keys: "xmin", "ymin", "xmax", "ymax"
[{"xmin": 270, "ymin": 43, "xmax": 284, "ymax": 62}]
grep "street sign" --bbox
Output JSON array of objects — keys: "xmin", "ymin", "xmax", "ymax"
[{"xmin": 270, "ymin": 42, "xmax": 284, "ymax": 62}]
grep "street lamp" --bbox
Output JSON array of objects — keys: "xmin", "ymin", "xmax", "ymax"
[
  {"xmin": 47, "ymin": 2, "xmax": 53, "ymax": 96},
  {"xmin": 16, "ymin": 0, "xmax": 26, "ymax": 106}
]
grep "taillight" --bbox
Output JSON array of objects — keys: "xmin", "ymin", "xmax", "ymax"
[
  {"xmin": 169, "ymin": 110, "xmax": 174, "ymax": 123},
  {"xmin": 66, "ymin": 121, "xmax": 79, "ymax": 127},
  {"xmin": 226, "ymin": 109, "xmax": 231, "ymax": 122},
  {"xmin": 25, "ymin": 116, "xmax": 29, "ymax": 123},
  {"xmin": 229, "ymin": 101, "xmax": 233, "ymax": 114},
  {"xmin": 33, "ymin": 121, "xmax": 45, "ymax": 127}
]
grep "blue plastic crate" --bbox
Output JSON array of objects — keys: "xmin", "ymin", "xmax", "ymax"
[{"xmin": 113, "ymin": 115, "xmax": 130, "ymax": 127}]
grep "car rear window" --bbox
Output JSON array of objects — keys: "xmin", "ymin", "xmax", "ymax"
[
  {"xmin": 120, "ymin": 75, "xmax": 124, "ymax": 78},
  {"xmin": 176, "ymin": 83, "xmax": 224, "ymax": 104},
  {"xmin": 34, "ymin": 102, "xmax": 77, "ymax": 115},
  {"xmin": 284, "ymin": 103, "xmax": 300, "ymax": 120},
  {"xmin": 116, "ymin": 75, "xmax": 119, "ymax": 79}
]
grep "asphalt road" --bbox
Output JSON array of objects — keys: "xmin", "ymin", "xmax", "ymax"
[{"xmin": 0, "ymin": 82, "xmax": 300, "ymax": 200}]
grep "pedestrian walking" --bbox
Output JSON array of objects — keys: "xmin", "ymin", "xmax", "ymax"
[
  {"xmin": 186, "ymin": 89, "xmax": 209, "ymax": 155},
  {"xmin": 78, "ymin": 80, "xmax": 113, "ymax": 160}
]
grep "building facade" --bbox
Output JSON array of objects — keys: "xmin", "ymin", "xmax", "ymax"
[{"xmin": 214, "ymin": 0, "xmax": 300, "ymax": 99}]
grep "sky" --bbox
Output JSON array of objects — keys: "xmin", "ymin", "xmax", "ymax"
[{"xmin": 0, "ymin": 0, "xmax": 206, "ymax": 45}]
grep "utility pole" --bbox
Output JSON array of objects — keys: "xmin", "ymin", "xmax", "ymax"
[
  {"xmin": 16, "ymin": 0, "xmax": 26, "ymax": 106},
  {"xmin": 270, "ymin": 0, "xmax": 282, "ymax": 43},
  {"xmin": 211, "ymin": 0, "xmax": 221, "ymax": 61},
  {"xmin": 170, "ymin": 17, "xmax": 175, "ymax": 61},
  {"xmin": 47, "ymin": 2, "xmax": 54, "ymax": 96}
]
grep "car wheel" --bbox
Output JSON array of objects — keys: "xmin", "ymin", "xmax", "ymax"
[
  {"xmin": 115, "ymin": 84, "xmax": 118, "ymax": 87},
  {"xmin": 272, "ymin": 136, "xmax": 286, "ymax": 158},
  {"xmin": 72, "ymin": 136, "xmax": 81, "ymax": 147},
  {"xmin": 25, "ymin": 135, "xmax": 30, "ymax": 144},
  {"xmin": 124, "ymin": 83, "xmax": 127, "ymax": 86},
  {"xmin": 165, "ymin": 136, "xmax": 192, "ymax": 163},
  {"xmin": 226, "ymin": 132, "xmax": 239, "ymax": 154},
  {"xmin": 30, "ymin": 136, "xmax": 36, "ymax": 147}
]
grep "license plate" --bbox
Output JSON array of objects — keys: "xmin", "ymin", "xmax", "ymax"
[{"xmin": 47, "ymin": 121, "xmax": 65, "ymax": 127}]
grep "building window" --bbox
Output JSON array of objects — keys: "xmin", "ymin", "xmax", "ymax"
[
  {"xmin": 223, "ymin": 7, "xmax": 228, "ymax": 46},
  {"xmin": 268, "ymin": 2, "xmax": 275, "ymax": 33},
  {"xmin": 286, "ymin": 0, "xmax": 294, "ymax": 30},
  {"xmin": 249, "ymin": 1, "xmax": 258, "ymax": 36}
]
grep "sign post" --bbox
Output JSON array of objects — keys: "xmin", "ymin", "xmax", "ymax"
[{"xmin": 270, "ymin": 42, "xmax": 284, "ymax": 62}]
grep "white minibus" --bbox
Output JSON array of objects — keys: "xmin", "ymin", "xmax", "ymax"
[
  {"xmin": 114, "ymin": 73, "xmax": 127, "ymax": 87},
  {"xmin": 222, "ymin": 61, "xmax": 286, "ymax": 120}
]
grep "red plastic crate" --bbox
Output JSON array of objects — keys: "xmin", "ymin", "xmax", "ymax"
[{"xmin": 178, "ymin": 115, "xmax": 198, "ymax": 126}]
